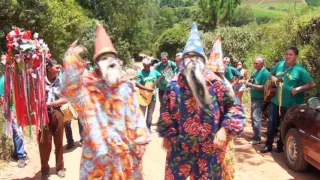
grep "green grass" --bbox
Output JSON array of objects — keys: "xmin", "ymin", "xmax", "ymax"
[
  {"xmin": 243, "ymin": 0, "xmax": 305, "ymax": 3},
  {"xmin": 241, "ymin": 2, "xmax": 309, "ymax": 19}
]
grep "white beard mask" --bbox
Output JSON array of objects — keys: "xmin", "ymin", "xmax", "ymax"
[
  {"xmin": 183, "ymin": 55, "xmax": 211, "ymax": 107},
  {"xmin": 97, "ymin": 57, "xmax": 122, "ymax": 86}
]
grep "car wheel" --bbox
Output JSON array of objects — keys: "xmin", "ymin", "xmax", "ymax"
[{"xmin": 284, "ymin": 128, "xmax": 309, "ymax": 172}]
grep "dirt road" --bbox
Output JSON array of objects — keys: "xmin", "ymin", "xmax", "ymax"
[{"xmin": 0, "ymin": 99, "xmax": 319, "ymax": 180}]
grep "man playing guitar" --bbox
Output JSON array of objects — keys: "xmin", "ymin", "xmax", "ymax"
[
  {"xmin": 135, "ymin": 58, "xmax": 162, "ymax": 131},
  {"xmin": 260, "ymin": 47, "xmax": 316, "ymax": 153}
]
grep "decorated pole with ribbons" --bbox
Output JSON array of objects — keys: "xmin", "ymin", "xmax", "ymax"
[{"xmin": 2, "ymin": 28, "xmax": 51, "ymax": 138}]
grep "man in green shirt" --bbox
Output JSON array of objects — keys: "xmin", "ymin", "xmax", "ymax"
[
  {"xmin": 155, "ymin": 52, "xmax": 177, "ymax": 107},
  {"xmin": 136, "ymin": 58, "xmax": 162, "ymax": 131},
  {"xmin": 223, "ymin": 57, "xmax": 243, "ymax": 85},
  {"xmin": 246, "ymin": 56, "xmax": 270, "ymax": 145},
  {"xmin": 261, "ymin": 47, "xmax": 316, "ymax": 153}
]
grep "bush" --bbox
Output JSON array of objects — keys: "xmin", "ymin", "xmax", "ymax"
[
  {"xmin": 0, "ymin": 113, "xmax": 13, "ymax": 160},
  {"xmin": 202, "ymin": 26, "xmax": 261, "ymax": 65},
  {"xmin": 153, "ymin": 25, "xmax": 189, "ymax": 59},
  {"xmin": 256, "ymin": 16, "xmax": 273, "ymax": 24}
]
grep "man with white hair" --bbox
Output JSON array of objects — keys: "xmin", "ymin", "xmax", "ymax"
[
  {"xmin": 61, "ymin": 24, "xmax": 150, "ymax": 179},
  {"xmin": 246, "ymin": 56, "xmax": 270, "ymax": 145},
  {"xmin": 158, "ymin": 23, "xmax": 245, "ymax": 180},
  {"xmin": 223, "ymin": 57, "xmax": 243, "ymax": 85},
  {"xmin": 135, "ymin": 57, "xmax": 161, "ymax": 131},
  {"xmin": 174, "ymin": 52, "xmax": 182, "ymax": 73}
]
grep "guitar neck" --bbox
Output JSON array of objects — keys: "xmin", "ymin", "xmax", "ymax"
[
  {"xmin": 151, "ymin": 67, "xmax": 171, "ymax": 88},
  {"xmin": 151, "ymin": 75, "xmax": 164, "ymax": 88}
]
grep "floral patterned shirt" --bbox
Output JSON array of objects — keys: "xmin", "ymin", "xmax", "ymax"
[{"xmin": 158, "ymin": 73, "xmax": 245, "ymax": 144}]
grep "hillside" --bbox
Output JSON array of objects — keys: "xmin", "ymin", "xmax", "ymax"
[
  {"xmin": 241, "ymin": 0, "xmax": 309, "ymax": 20},
  {"xmin": 243, "ymin": 0, "xmax": 305, "ymax": 4}
]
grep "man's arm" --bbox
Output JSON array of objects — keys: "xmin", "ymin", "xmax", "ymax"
[
  {"xmin": 135, "ymin": 72, "xmax": 153, "ymax": 92},
  {"xmin": 135, "ymin": 83, "xmax": 153, "ymax": 92},
  {"xmin": 247, "ymin": 84, "xmax": 264, "ymax": 91},
  {"xmin": 47, "ymin": 98, "xmax": 68, "ymax": 107},
  {"xmin": 293, "ymin": 81, "xmax": 316, "ymax": 95}
]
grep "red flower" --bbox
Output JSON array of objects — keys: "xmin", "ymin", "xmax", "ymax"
[
  {"xmin": 161, "ymin": 112, "xmax": 171, "ymax": 125},
  {"xmin": 183, "ymin": 116, "xmax": 201, "ymax": 136},
  {"xmin": 185, "ymin": 97, "xmax": 199, "ymax": 114},
  {"xmin": 198, "ymin": 173, "xmax": 209, "ymax": 180},
  {"xmin": 22, "ymin": 30, "xmax": 32, "ymax": 40},
  {"xmin": 201, "ymin": 140, "xmax": 214, "ymax": 153},
  {"xmin": 165, "ymin": 165, "xmax": 175, "ymax": 180},
  {"xmin": 198, "ymin": 158, "xmax": 208, "ymax": 173},
  {"xmin": 6, "ymin": 42, "xmax": 13, "ymax": 49},
  {"xmin": 6, "ymin": 34, "xmax": 13, "ymax": 41},
  {"xmin": 173, "ymin": 111, "xmax": 180, "ymax": 120},
  {"xmin": 178, "ymin": 164, "xmax": 191, "ymax": 177},
  {"xmin": 201, "ymin": 123, "xmax": 212, "ymax": 141},
  {"xmin": 14, "ymin": 28, "xmax": 20, "ymax": 36},
  {"xmin": 168, "ymin": 91, "xmax": 176, "ymax": 110},
  {"xmin": 181, "ymin": 142, "xmax": 189, "ymax": 152},
  {"xmin": 191, "ymin": 144, "xmax": 199, "ymax": 153}
]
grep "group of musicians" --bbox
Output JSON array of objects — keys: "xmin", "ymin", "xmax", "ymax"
[{"xmin": 134, "ymin": 46, "xmax": 316, "ymax": 154}]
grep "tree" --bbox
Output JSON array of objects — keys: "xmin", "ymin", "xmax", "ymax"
[
  {"xmin": 306, "ymin": 0, "xmax": 320, "ymax": 7},
  {"xmin": 76, "ymin": 0, "xmax": 149, "ymax": 61},
  {"xmin": 159, "ymin": 0, "xmax": 184, "ymax": 7},
  {"xmin": 228, "ymin": 6, "xmax": 255, "ymax": 27},
  {"xmin": 0, "ymin": 0, "xmax": 90, "ymax": 60},
  {"xmin": 198, "ymin": 0, "xmax": 241, "ymax": 31},
  {"xmin": 154, "ymin": 6, "xmax": 179, "ymax": 35}
]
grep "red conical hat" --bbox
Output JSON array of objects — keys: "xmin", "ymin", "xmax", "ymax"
[{"xmin": 93, "ymin": 24, "xmax": 117, "ymax": 61}]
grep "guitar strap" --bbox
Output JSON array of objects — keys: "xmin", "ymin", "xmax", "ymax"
[{"xmin": 276, "ymin": 63, "xmax": 295, "ymax": 115}]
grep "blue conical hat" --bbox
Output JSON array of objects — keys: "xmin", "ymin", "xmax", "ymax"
[{"xmin": 182, "ymin": 23, "xmax": 207, "ymax": 62}]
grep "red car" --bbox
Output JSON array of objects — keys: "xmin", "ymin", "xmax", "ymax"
[{"xmin": 281, "ymin": 97, "xmax": 320, "ymax": 172}]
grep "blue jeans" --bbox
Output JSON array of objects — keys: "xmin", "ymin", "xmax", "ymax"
[
  {"xmin": 12, "ymin": 121, "xmax": 27, "ymax": 159},
  {"xmin": 251, "ymin": 98, "xmax": 264, "ymax": 141},
  {"xmin": 64, "ymin": 119, "xmax": 84, "ymax": 145},
  {"xmin": 265, "ymin": 102, "xmax": 287, "ymax": 149}
]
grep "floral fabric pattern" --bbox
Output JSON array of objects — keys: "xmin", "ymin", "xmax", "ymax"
[
  {"xmin": 61, "ymin": 55, "xmax": 150, "ymax": 180},
  {"xmin": 158, "ymin": 73, "xmax": 245, "ymax": 180}
]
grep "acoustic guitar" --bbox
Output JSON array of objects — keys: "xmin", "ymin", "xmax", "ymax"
[
  {"xmin": 264, "ymin": 78, "xmax": 284, "ymax": 102},
  {"xmin": 264, "ymin": 80, "xmax": 277, "ymax": 102},
  {"xmin": 136, "ymin": 66, "xmax": 171, "ymax": 106}
]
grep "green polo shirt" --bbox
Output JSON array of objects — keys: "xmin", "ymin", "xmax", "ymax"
[
  {"xmin": 0, "ymin": 75, "xmax": 14, "ymax": 109},
  {"xmin": 136, "ymin": 69, "xmax": 161, "ymax": 101},
  {"xmin": 0, "ymin": 76, "xmax": 4, "ymax": 96},
  {"xmin": 225, "ymin": 65, "xmax": 243, "ymax": 81},
  {"xmin": 155, "ymin": 60, "xmax": 177, "ymax": 90},
  {"xmin": 250, "ymin": 68, "xmax": 270, "ymax": 99},
  {"xmin": 270, "ymin": 61, "xmax": 313, "ymax": 107}
]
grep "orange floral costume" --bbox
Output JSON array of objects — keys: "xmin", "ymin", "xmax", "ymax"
[{"xmin": 61, "ymin": 55, "xmax": 150, "ymax": 180}]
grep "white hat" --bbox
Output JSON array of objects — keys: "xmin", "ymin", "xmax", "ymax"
[
  {"xmin": 142, "ymin": 57, "xmax": 152, "ymax": 65},
  {"xmin": 223, "ymin": 57, "xmax": 230, "ymax": 62},
  {"xmin": 176, "ymin": 53, "xmax": 182, "ymax": 57}
]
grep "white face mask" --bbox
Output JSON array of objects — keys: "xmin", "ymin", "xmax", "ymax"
[{"xmin": 97, "ymin": 57, "xmax": 122, "ymax": 86}]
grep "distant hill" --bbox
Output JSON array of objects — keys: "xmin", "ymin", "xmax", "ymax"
[{"xmin": 243, "ymin": 0, "xmax": 305, "ymax": 4}]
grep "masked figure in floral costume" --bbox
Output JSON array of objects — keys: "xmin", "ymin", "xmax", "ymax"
[
  {"xmin": 157, "ymin": 23, "xmax": 245, "ymax": 180},
  {"xmin": 61, "ymin": 24, "xmax": 150, "ymax": 180}
]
